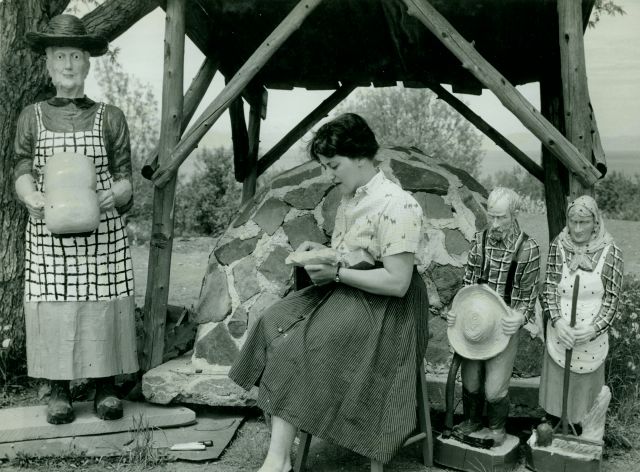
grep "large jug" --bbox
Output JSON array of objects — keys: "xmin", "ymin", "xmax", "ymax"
[{"xmin": 43, "ymin": 152, "xmax": 100, "ymax": 236}]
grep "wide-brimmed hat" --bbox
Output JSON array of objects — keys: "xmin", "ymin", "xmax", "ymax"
[
  {"xmin": 447, "ymin": 284, "xmax": 511, "ymax": 360},
  {"xmin": 26, "ymin": 14, "xmax": 108, "ymax": 57}
]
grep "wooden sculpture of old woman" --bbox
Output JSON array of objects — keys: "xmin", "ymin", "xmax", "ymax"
[{"xmin": 14, "ymin": 14, "xmax": 137, "ymax": 424}]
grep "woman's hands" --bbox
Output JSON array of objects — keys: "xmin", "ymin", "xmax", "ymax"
[
  {"xmin": 97, "ymin": 179, "xmax": 133, "ymax": 213},
  {"xmin": 304, "ymin": 263, "xmax": 337, "ymax": 286},
  {"xmin": 554, "ymin": 317, "xmax": 597, "ymax": 349},
  {"xmin": 97, "ymin": 189, "xmax": 115, "ymax": 212}
]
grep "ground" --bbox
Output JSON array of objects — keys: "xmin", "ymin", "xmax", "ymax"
[{"xmin": 1, "ymin": 213, "xmax": 639, "ymax": 471}]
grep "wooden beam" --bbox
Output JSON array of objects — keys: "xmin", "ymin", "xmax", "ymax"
[
  {"xmin": 142, "ymin": 57, "xmax": 217, "ymax": 180},
  {"xmin": 427, "ymin": 82, "xmax": 544, "ymax": 183},
  {"xmin": 558, "ymin": 0, "xmax": 596, "ymax": 199},
  {"xmin": 257, "ymin": 84, "xmax": 356, "ymax": 176},
  {"xmin": 151, "ymin": 0, "xmax": 325, "ymax": 188},
  {"xmin": 141, "ymin": 0, "xmax": 185, "ymax": 372},
  {"xmin": 403, "ymin": 0, "xmax": 601, "ymax": 188},
  {"xmin": 82, "ymin": 0, "xmax": 158, "ymax": 42},
  {"xmin": 242, "ymin": 91, "xmax": 266, "ymax": 203},
  {"xmin": 157, "ymin": 0, "xmax": 217, "ymax": 58},
  {"xmin": 229, "ymin": 97, "xmax": 249, "ymax": 182}
]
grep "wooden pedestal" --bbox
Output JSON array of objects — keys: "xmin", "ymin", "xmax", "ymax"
[
  {"xmin": 434, "ymin": 430, "xmax": 520, "ymax": 472},
  {"xmin": 525, "ymin": 432, "xmax": 602, "ymax": 472}
]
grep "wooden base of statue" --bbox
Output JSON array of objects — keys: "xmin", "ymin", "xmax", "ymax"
[
  {"xmin": 525, "ymin": 431, "xmax": 602, "ymax": 472},
  {"xmin": 434, "ymin": 429, "xmax": 519, "ymax": 472}
]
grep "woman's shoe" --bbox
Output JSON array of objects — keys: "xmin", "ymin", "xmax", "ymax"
[
  {"xmin": 46, "ymin": 380, "xmax": 75, "ymax": 424},
  {"xmin": 94, "ymin": 377, "xmax": 123, "ymax": 420}
]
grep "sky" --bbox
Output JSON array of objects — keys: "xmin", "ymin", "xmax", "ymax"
[{"xmin": 79, "ymin": 0, "xmax": 640, "ymax": 177}]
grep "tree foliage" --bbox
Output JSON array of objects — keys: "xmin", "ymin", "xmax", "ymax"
[
  {"xmin": 175, "ymin": 148, "xmax": 242, "ymax": 236},
  {"xmin": 94, "ymin": 56, "xmax": 159, "ymax": 222},
  {"xmin": 336, "ymin": 87, "xmax": 484, "ymax": 177},
  {"xmin": 589, "ymin": 0, "xmax": 625, "ymax": 28}
]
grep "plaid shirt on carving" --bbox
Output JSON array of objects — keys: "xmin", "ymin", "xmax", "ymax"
[
  {"xmin": 541, "ymin": 237, "xmax": 624, "ymax": 336},
  {"xmin": 463, "ymin": 221, "xmax": 540, "ymax": 322}
]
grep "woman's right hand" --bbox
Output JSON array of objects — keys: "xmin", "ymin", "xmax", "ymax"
[
  {"xmin": 23, "ymin": 191, "xmax": 45, "ymax": 219},
  {"xmin": 554, "ymin": 318, "xmax": 575, "ymax": 350},
  {"xmin": 447, "ymin": 310, "xmax": 457, "ymax": 327},
  {"xmin": 297, "ymin": 241, "xmax": 325, "ymax": 252}
]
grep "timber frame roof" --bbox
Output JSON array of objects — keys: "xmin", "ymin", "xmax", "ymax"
[{"xmin": 186, "ymin": 0, "xmax": 595, "ymax": 93}]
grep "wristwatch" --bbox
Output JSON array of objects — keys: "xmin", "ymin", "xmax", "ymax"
[{"xmin": 334, "ymin": 264, "xmax": 341, "ymax": 283}]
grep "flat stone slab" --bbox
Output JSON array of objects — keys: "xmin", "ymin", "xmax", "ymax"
[
  {"xmin": 142, "ymin": 355, "xmax": 258, "ymax": 407},
  {"xmin": 0, "ymin": 409, "xmax": 242, "ymax": 462},
  {"xmin": 0, "ymin": 401, "xmax": 195, "ymax": 443},
  {"xmin": 435, "ymin": 432, "xmax": 520, "ymax": 472},
  {"xmin": 143, "ymin": 355, "xmax": 540, "ymax": 416}
]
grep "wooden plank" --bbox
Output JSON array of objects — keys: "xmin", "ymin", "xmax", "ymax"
[
  {"xmin": 403, "ymin": 0, "xmax": 601, "ymax": 188},
  {"xmin": 151, "ymin": 0, "xmax": 325, "ymax": 188},
  {"xmin": 242, "ymin": 90, "xmax": 265, "ymax": 202},
  {"xmin": 82, "ymin": 0, "xmax": 157, "ymax": 42},
  {"xmin": 257, "ymin": 84, "xmax": 356, "ymax": 176},
  {"xmin": 0, "ymin": 410, "xmax": 241, "ymax": 462},
  {"xmin": 141, "ymin": 0, "xmax": 186, "ymax": 371},
  {"xmin": 558, "ymin": 0, "xmax": 596, "ymax": 199},
  {"xmin": 142, "ymin": 57, "xmax": 218, "ymax": 180},
  {"xmin": 428, "ymin": 82, "xmax": 544, "ymax": 182},
  {"xmin": 0, "ymin": 401, "xmax": 194, "ymax": 444}
]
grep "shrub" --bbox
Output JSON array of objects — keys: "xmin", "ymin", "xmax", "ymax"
[
  {"xmin": 605, "ymin": 273, "xmax": 640, "ymax": 413},
  {"xmin": 595, "ymin": 171, "xmax": 640, "ymax": 221}
]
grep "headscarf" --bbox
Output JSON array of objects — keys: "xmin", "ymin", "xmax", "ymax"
[{"xmin": 557, "ymin": 195, "xmax": 613, "ymax": 272}]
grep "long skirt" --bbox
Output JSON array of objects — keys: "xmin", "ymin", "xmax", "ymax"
[
  {"xmin": 539, "ymin": 351, "xmax": 605, "ymax": 424},
  {"xmin": 229, "ymin": 269, "xmax": 430, "ymax": 464},
  {"xmin": 25, "ymin": 297, "xmax": 139, "ymax": 380}
]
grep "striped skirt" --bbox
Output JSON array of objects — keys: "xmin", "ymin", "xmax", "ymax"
[{"xmin": 229, "ymin": 269, "xmax": 430, "ymax": 463}]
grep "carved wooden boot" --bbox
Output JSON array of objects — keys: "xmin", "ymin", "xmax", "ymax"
[
  {"xmin": 453, "ymin": 388, "xmax": 484, "ymax": 435},
  {"xmin": 94, "ymin": 377, "xmax": 123, "ymax": 420},
  {"xmin": 487, "ymin": 396, "xmax": 510, "ymax": 446},
  {"xmin": 46, "ymin": 380, "xmax": 75, "ymax": 424}
]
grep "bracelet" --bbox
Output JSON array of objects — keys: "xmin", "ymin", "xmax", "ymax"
[{"xmin": 334, "ymin": 264, "xmax": 341, "ymax": 283}]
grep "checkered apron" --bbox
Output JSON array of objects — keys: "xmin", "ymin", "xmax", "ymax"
[{"xmin": 24, "ymin": 103, "xmax": 134, "ymax": 302}]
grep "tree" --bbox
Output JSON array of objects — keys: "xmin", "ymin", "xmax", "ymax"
[
  {"xmin": 337, "ymin": 87, "xmax": 484, "ymax": 177},
  {"xmin": 590, "ymin": 0, "xmax": 625, "ymax": 27},
  {"xmin": 0, "ymin": 0, "xmax": 156, "ymax": 380}
]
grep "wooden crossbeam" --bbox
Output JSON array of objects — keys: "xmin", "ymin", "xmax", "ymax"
[
  {"xmin": 427, "ymin": 83, "xmax": 544, "ymax": 183},
  {"xmin": 152, "ymin": 0, "xmax": 325, "ymax": 188},
  {"xmin": 257, "ymin": 84, "xmax": 356, "ymax": 177},
  {"xmin": 404, "ymin": 0, "xmax": 601, "ymax": 187},
  {"xmin": 141, "ymin": 0, "xmax": 185, "ymax": 371},
  {"xmin": 82, "ymin": 0, "xmax": 157, "ymax": 41},
  {"xmin": 229, "ymin": 97, "xmax": 250, "ymax": 182},
  {"xmin": 142, "ymin": 57, "xmax": 218, "ymax": 180}
]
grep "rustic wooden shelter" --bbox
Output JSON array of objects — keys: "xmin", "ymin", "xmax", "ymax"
[{"xmin": 120, "ymin": 0, "xmax": 605, "ymax": 370}]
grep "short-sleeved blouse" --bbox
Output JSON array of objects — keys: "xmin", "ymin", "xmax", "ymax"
[{"xmin": 331, "ymin": 171, "xmax": 423, "ymax": 261}]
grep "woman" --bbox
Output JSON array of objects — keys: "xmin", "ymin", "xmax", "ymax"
[
  {"xmin": 540, "ymin": 196, "xmax": 624, "ymax": 426},
  {"xmin": 229, "ymin": 113, "xmax": 429, "ymax": 472}
]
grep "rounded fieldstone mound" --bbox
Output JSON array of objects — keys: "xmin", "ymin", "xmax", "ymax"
[{"xmin": 191, "ymin": 147, "xmax": 488, "ymax": 369}]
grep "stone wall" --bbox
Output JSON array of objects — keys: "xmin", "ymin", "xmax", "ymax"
[{"xmin": 191, "ymin": 146, "xmax": 489, "ymax": 371}]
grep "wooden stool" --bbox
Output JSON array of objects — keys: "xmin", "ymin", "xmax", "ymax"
[{"xmin": 290, "ymin": 267, "xmax": 433, "ymax": 471}]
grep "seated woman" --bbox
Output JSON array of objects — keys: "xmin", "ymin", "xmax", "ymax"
[
  {"xmin": 540, "ymin": 196, "xmax": 624, "ymax": 428},
  {"xmin": 229, "ymin": 113, "xmax": 429, "ymax": 472}
]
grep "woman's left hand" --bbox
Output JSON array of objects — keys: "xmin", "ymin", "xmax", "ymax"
[
  {"xmin": 304, "ymin": 263, "xmax": 337, "ymax": 286},
  {"xmin": 573, "ymin": 325, "xmax": 597, "ymax": 345}
]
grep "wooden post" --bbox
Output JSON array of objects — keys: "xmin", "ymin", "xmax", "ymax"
[
  {"xmin": 557, "ymin": 0, "xmax": 596, "ymax": 199},
  {"xmin": 540, "ymin": 70, "xmax": 569, "ymax": 240},
  {"xmin": 243, "ymin": 89, "xmax": 266, "ymax": 202},
  {"xmin": 142, "ymin": 57, "xmax": 218, "ymax": 179},
  {"xmin": 229, "ymin": 97, "xmax": 249, "ymax": 182},
  {"xmin": 257, "ymin": 84, "xmax": 356, "ymax": 176},
  {"xmin": 152, "ymin": 0, "xmax": 325, "ymax": 188},
  {"xmin": 141, "ymin": 0, "xmax": 185, "ymax": 371},
  {"xmin": 403, "ymin": 0, "xmax": 601, "ymax": 187},
  {"xmin": 427, "ymin": 83, "xmax": 544, "ymax": 182}
]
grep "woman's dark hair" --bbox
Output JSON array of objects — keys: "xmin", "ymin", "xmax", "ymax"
[{"xmin": 308, "ymin": 113, "xmax": 379, "ymax": 161}]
